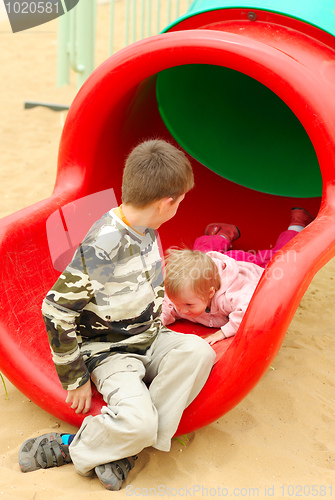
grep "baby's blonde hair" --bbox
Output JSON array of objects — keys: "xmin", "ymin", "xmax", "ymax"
[
  {"xmin": 164, "ymin": 249, "xmax": 221, "ymax": 301},
  {"xmin": 122, "ymin": 139, "xmax": 194, "ymax": 208}
]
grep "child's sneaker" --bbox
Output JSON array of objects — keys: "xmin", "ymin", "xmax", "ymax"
[
  {"xmin": 205, "ymin": 223, "xmax": 241, "ymax": 244},
  {"xmin": 19, "ymin": 433, "xmax": 72, "ymax": 472},
  {"xmin": 95, "ymin": 456, "xmax": 137, "ymax": 490},
  {"xmin": 290, "ymin": 207, "xmax": 314, "ymax": 228}
]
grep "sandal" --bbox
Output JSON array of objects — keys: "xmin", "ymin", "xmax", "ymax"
[
  {"xmin": 19, "ymin": 433, "xmax": 72, "ymax": 472},
  {"xmin": 95, "ymin": 456, "xmax": 137, "ymax": 490},
  {"xmin": 290, "ymin": 207, "xmax": 315, "ymax": 228},
  {"xmin": 205, "ymin": 223, "xmax": 240, "ymax": 242}
]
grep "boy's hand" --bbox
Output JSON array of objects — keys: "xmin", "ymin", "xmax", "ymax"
[
  {"xmin": 205, "ymin": 330, "xmax": 225, "ymax": 346},
  {"xmin": 66, "ymin": 379, "xmax": 92, "ymax": 414}
]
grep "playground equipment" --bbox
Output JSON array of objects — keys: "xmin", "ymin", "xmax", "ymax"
[
  {"xmin": 1, "ymin": 0, "xmax": 335, "ymax": 436},
  {"xmin": 57, "ymin": 0, "xmax": 193, "ymax": 89},
  {"xmin": 57, "ymin": 0, "xmax": 96, "ymax": 89}
]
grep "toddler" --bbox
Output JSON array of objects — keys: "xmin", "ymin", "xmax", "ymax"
[{"xmin": 161, "ymin": 208, "xmax": 314, "ymax": 345}]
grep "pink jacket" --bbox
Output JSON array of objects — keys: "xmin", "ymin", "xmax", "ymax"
[{"xmin": 161, "ymin": 251, "xmax": 264, "ymax": 338}]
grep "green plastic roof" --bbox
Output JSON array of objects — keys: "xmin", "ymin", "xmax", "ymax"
[{"xmin": 164, "ymin": 0, "xmax": 335, "ymax": 38}]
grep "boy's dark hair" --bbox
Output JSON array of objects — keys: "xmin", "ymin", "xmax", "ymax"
[{"xmin": 122, "ymin": 139, "xmax": 194, "ymax": 207}]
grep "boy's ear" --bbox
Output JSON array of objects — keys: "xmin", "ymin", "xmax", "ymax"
[
  {"xmin": 158, "ymin": 197, "xmax": 174, "ymax": 214},
  {"xmin": 209, "ymin": 286, "xmax": 216, "ymax": 299}
]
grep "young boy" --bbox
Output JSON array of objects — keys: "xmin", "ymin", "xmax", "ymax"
[
  {"xmin": 19, "ymin": 140, "xmax": 215, "ymax": 490},
  {"xmin": 161, "ymin": 208, "xmax": 314, "ymax": 345}
]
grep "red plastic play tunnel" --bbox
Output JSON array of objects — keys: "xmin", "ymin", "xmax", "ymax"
[{"xmin": 1, "ymin": 1, "xmax": 335, "ymax": 435}]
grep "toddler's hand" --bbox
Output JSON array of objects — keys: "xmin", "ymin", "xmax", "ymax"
[
  {"xmin": 66, "ymin": 379, "xmax": 92, "ymax": 414},
  {"xmin": 205, "ymin": 330, "xmax": 225, "ymax": 346}
]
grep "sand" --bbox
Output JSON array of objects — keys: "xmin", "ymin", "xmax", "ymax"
[{"xmin": 1, "ymin": 3, "xmax": 335, "ymax": 499}]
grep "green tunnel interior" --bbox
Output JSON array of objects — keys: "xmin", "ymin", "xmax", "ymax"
[{"xmin": 156, "ymin": 64, "xmax": 322, "ymax": 198}]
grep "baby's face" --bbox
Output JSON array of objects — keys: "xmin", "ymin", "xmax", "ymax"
[{"xmin": 171, "ymin": 284, "xmax": 210, "ymax": 318}]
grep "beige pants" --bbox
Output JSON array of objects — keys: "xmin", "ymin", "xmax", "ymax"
[{"xmin": 69, "ymin": 328, "xmax": 215, "ymax": 475}]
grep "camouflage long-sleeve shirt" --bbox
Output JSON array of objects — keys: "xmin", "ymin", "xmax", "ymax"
[{"xmin": 42, "ymin": 210, "xmax": 165, "ymax": 391}]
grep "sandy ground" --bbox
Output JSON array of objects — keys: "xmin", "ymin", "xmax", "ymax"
[{"xmin": 1, "ymin": 3, "xmax": 335, "ymax": 499}]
